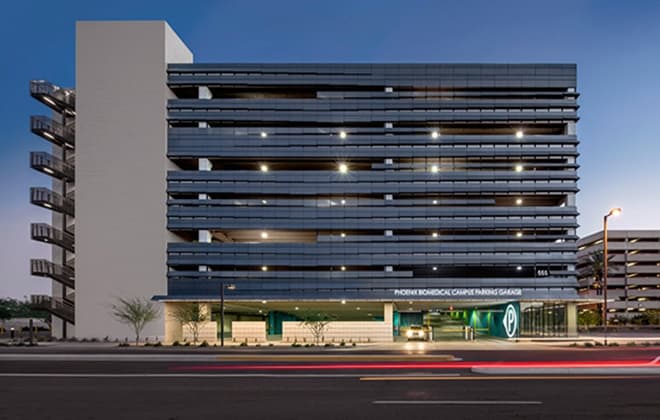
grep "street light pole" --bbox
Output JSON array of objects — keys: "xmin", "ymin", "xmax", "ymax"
[
  {"xmin": 220, "ymin": 281, "xmax": 225, "ymax": 347},
  {"xmin": 220, "ymin": 282, "xmax": 236, "ymax": 347},
  {"xmin": 602, "ymin": 207, "xmax": 622, "ymax": 346}
]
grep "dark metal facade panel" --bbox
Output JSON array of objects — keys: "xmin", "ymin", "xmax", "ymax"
[{"xmin": 165, "ymin": 63, "xmax": 579, "ymax": 301}]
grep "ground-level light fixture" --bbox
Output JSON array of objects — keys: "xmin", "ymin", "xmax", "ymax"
[
  {"xmin": 260, "ymin": 231, "xmax": 269, "ymax": 239},
  {"xmin": 260, "ymin": 164, "xmax": 269, "ymax": 172},
  {"xmin": 338, "ymin": 163, "xmax": 348, "ymax": 173},
  {"xmin": 516, "ymin": 130, "xmax": 524, "ymax": 139}
]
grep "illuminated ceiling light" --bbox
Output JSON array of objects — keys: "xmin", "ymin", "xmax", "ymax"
[
  {"xmin": 340, "ymin": 232, "xmax": 346, "ymax": 238},
  {"xmin": 261, "ymin": 199, "xmax": 268, "ymax": 204},
  {"xmin": 516, "ymin": 232, "xmax": 523, "ymax": 238},
  {"xmin": 260, "ymin": 131, "xmax": 268, "ymax": 138},
  {"xmin": 515, "ymin": 198, "xmax": 523, "ymax": 205},
  {"xmin": 408, "ymin": 301, "xmax": 413, "ymax": 305},
  {"xmin": 431, "ymin": 131, "xmax": 439, "ymax": 139},
  {"xmin": 432, "ymin": 232, "xmax": 438, "ymax": 238},
  {"xmin": 43, "ymin": 203, "xmax": 52, "ymax": 209},
  {"xmin": 295, "ymin": 306, "xmax": 299, "ymax": 311},
  {"xmin": 42, "ymin": 97, "xmax": 56, "ymax": 106},
  {"xmin": 260, "ymin": 164, "xmax": 269, "ymax": 172},
  {"xmin": 43, "ymin": 132, "xmax": 55, "ymax": 140},
  {"xmin": 515, "ymin": 130, "xmax": 524, "ymax": 139},
  {"xmin": 341, "ymin": 300, "xmax": 346, "ymax": 304},
  {"xmin": 516, "ymin": 266, "xmax": 523, "ymax": 271},
  {"xmin": 42, "ymin": 168, "xmax": 54, "ymax": 175},
  {"xmin": 261, "ymin": 265, "xmax": 268, "ymax": 271},
  {"xmin": 258, "ymin": 309, "xmax": 263, "ymax": 314},
  {"xmin": 432, "ymin": 199, "xmax": 438, "ymax": 205},
  {"xmin": 430, "ymin": 165, "xmax": 439, "ymax": 173},
  {"xmin": 339, "ymin": 131, "xmax": 347, "ymax": 139},
  {"xmin": 432, "ymin": 266, "xmax": 437, "ymax": 271},
  {"xmin": 260, "ymin": 231, "xmax": 269, "ymax": 239},
  {"xmin": 514, "ymin": 164, "xmax": 524, "ymax": 172},
  {"xmin": 340, "ymin": 199, "xmax": 346, "ymax": 205},
  {"xmin": 338, "ymin": 163, "xmax": 348, "ymax": 173},
  {"xmin": 262, "ymin": 300, "xmax": 268, "ymax": 304},
  {"xmin": 356, "ymin": 307, "xmax": 361, "ymax": 311},
  {"xmin": 340, "ymin": 266, "xmax": 346, "ymax": 271}
]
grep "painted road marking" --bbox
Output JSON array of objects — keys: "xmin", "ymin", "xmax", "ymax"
[
  {"xmin": 360, "ymin": 375, "xmax": 655, "ymax": 381},
  {"xmin": 373, "ymin": 400, "xmax": 542, "ymax": 405}
]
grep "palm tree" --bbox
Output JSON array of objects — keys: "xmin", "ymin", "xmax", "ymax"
[{"xmin": 589, "ymin": 250, "xmax": 605, "ymax": 295}]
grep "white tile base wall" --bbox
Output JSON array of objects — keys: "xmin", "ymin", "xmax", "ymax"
[{"xmin": 282, "ymin": 321, "xmax": 393, "ymax": 343}]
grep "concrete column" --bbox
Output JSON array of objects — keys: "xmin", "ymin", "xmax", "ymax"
[
  {"xmin": 164, "ymin": 302, "xmax": 183, "ymax": 344},
  {"xmin": 384, "ymin": 303, "xmax": 394, "ymax": 342},
  {"xmin": 567, "ymin": 303, "xmax": 578, "ymax": 337}
]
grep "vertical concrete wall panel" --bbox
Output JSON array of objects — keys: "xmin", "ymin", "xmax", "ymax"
[{"xmin": 75, "ymin": 21, "xmax": 192, "ymax": 339}]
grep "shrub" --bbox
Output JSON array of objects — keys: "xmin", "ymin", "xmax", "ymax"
[
  {"xmin": 608, "ymin": 342, "xmax": 619, "ymax": 347},
  {"xmin": 239, "ymin": 341, "xmax": 248, "ymax": 347},
  {"xmin": 583, "ymin": 342, "xmax": 594, "ymax": 348},
  {"xmin": 153, "ymin": 342, "xmax": 162, "ymax": 347},
  {"xmin": 172, "ymin": 340, "xmax": 180, "ymax": 346},
  {"xmin": 626, "ymin": 341, "xmax": 637, "ymax": 347},
  {"xmin": 199, "ymin": 340, "xmax": 209, "ymax": 347},
  {"xmin": 352, "ymin": 342, "xmax": 356, "ymax": 347},
  {"xmin": 268, "ymin": 343, "xmax": 274, "ymax": 347},
  {"xmin": 118, "ymin": 342, "xmax": 130, "ymax": 347},
  {"xmin": 324, "ymin": 343, "xmax": 334, "ymax": 347},
  {"xmin": 291, "ymin": 342, "xmax": 301, "ymax": 348},
  {"xmin": 641, "ymin": 341, "xmax": 652, "ymax": 347},
  {"xmin": 183, "ymin": 342, "xmax": 191, "ymax": 347},
  {"xmin": 594, "ymin": 341, "xmax": 603, "ymax": 347},
  {"xmin": 340, "ymin": 341, "xmax": 346, "ymax": 346},
  {"xmin": 568, "ymin": 342, "xmax": 578, "ymax": 347}
]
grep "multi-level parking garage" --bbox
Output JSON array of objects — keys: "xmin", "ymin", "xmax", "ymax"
[
  {"xmin": 37, "ymin": 22, "xmax": 581, "ymax": 342},
  {"xmin": 578, "ymin": 230, "xmax": 660, "ymax": 318},
  {"xmin": 160, "ymin": 62, "xmax": 581, "ymax": 341}
]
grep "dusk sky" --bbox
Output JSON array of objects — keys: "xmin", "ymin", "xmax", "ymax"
[{"xmin": 1, "ymin": 0, "xmax": 659, "ymax": 298}]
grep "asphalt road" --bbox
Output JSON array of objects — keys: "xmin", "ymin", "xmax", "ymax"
[
  {"xmin": 1, "ymin": 348, "xmax": 658, "ymax": 420},
  {"xmin": 1, "ymin": 375, "xmax": 659, "ymax": 420}
]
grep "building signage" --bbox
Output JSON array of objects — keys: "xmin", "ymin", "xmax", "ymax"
[
  {"xmin": 393, "ymin": 288, "xmax": 523, "ymax": 298},
  {"xmin": 502, "ymin": 303, "xmax": 518, "ymax": 338}
]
